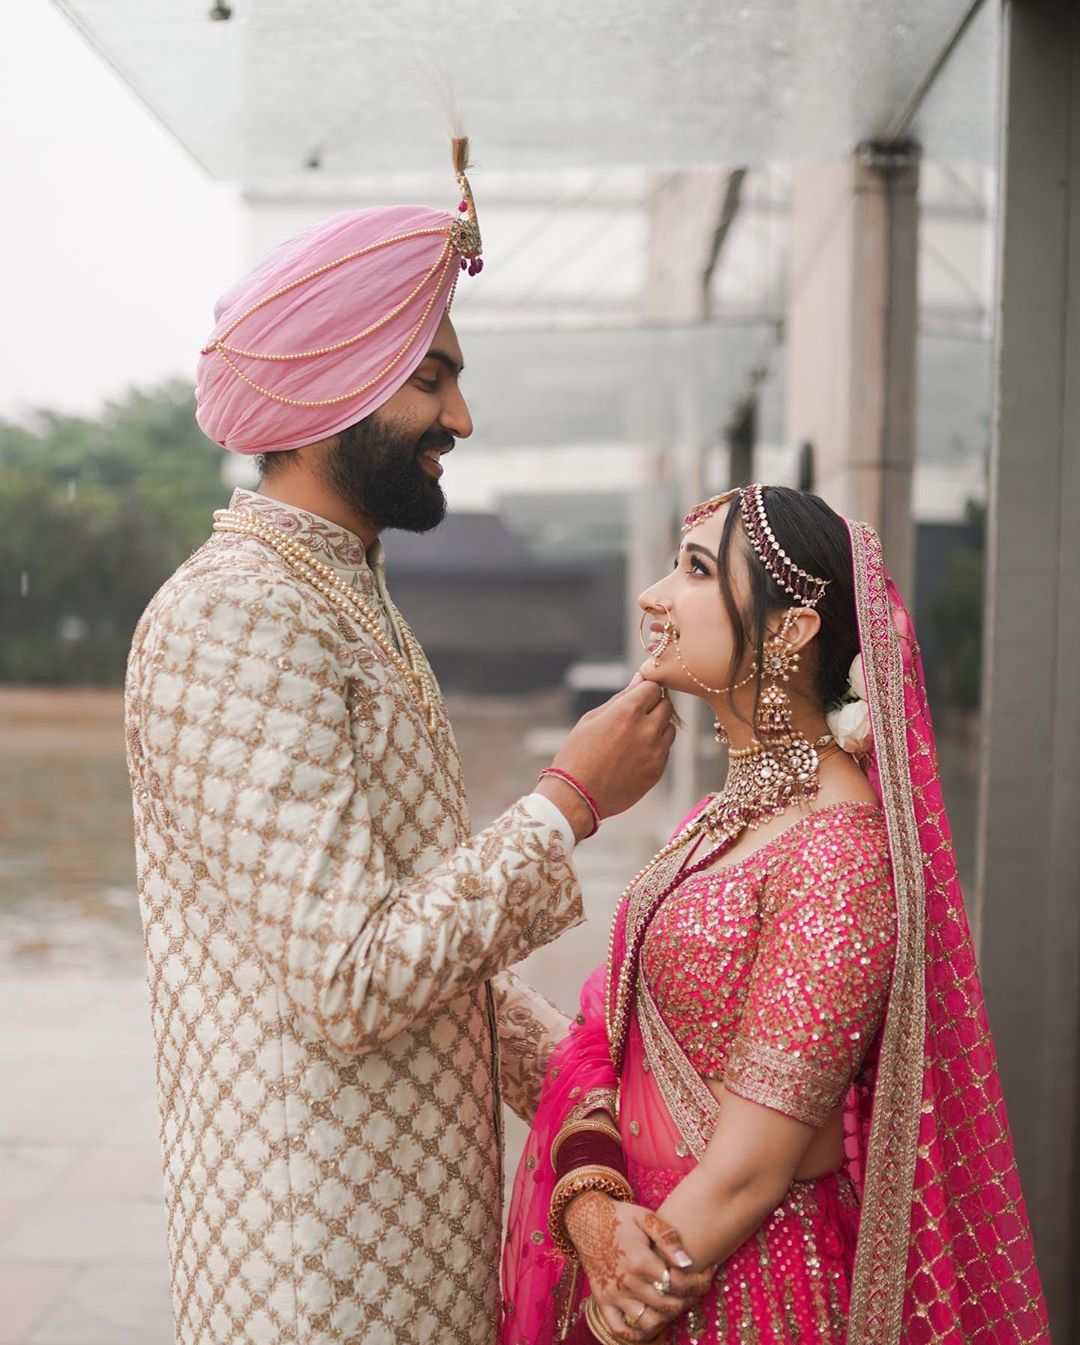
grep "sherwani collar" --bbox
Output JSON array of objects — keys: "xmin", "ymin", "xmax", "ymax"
[
  {"xmin": 227, "ymin": 488, "xmax": 401, "ymax": 648},
  {"xmin": 227, "ymin": 487, "xmax": 387, "ymax": 586}
]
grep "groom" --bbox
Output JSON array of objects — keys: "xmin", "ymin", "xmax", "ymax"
[{"xmin": 125, "ymin": 165, "xmax": 688, "ymax": 1344}]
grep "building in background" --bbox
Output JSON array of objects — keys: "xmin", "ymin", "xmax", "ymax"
[{"xmin": 235, "ymin": 161, "xmax": 996, "ymax": 711}]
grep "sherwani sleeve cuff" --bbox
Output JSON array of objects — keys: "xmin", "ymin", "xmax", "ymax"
[{"xmin": 521, "ymin": 791, "xmax": 579, "ymax": 854}]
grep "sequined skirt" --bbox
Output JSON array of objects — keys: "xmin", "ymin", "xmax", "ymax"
[{"xmin": 632, "ymin": 1166, "xmax": 859, "ymax": 1345}]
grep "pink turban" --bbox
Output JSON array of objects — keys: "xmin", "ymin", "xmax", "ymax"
[{"xmin": 196, "ymin": 194, "xmax": 483, "ymax": 455}]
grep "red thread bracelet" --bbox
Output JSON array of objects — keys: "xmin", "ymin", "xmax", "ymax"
[{"xmin": 537, "ymin": 767, "xmax": 602, "ymax": 838}]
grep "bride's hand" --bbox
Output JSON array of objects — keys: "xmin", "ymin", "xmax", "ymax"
[{"xmin": 565, "ymin": 1193, "xmax": 713, "ymax": 1341}]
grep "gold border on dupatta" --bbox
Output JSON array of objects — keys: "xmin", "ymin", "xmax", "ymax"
[
  {"xmin": 844, "ymin": 522, "xmax": 926, "ymax": 1345},
  {"xmin": 636, "ymin": 974, "xmax": 719, "ymax": 1160}
]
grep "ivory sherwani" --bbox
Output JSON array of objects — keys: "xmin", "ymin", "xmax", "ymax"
[{"xmin": 125, "ymin": 489, "xmax": 582, "ymax": 1345}]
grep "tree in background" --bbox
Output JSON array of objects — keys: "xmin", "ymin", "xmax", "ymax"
[{"xmin": 0, "ymin": 383, "xmax": 231, "ymax": 685}]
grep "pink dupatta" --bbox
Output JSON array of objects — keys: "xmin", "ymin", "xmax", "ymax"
[
  {"xmin": 501, "ymin": 519, "xmax": 1049, "ymax": 1345},
  {"xmin": 501, "ymin": 965, "xmax": 618, "ymax": 1343}
]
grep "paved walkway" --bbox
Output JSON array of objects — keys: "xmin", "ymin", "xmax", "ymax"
[
  {"xmin": 0, "ymin": 802, "xmax": 668, "ymax": 1344},
  {"xmin": 0, "ymin": 975, "xmax": 172, "ymax": 1345}
]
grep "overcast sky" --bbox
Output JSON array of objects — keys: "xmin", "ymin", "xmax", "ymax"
[{"xmin": 0, "ymin": 0, "xmax": 243, "ymax": 422}]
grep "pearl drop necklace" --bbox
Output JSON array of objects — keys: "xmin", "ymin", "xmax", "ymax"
[{"xmin": 212, "ymin": 509, "xmax": 443, "ymax": 734}]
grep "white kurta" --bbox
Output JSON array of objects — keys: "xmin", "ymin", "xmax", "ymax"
[{"xmin": 125, "ymin": 489, "xmax": 582, "ymax": 1344}]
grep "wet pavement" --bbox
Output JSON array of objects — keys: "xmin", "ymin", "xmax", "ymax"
[{"xmin": 0, "ymin": 688, "xmax": 670, "ymax": 1344}]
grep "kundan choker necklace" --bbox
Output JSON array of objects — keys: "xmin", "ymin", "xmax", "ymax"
[{"xmin": 717, "ymin": 730, "xmax": 838, "ymax": 831}]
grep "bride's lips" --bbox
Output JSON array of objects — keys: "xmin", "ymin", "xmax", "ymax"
[{"xmin": 646, "ymin": 620, "xmax": 675, "ymax": 655}]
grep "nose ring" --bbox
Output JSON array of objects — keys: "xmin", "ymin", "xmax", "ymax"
[{"xmin": 638, "ymin": 606, "xmax": 674, "ymax": 664}]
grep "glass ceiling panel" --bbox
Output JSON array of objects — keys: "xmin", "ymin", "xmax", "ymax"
[{"xmin": 53, "ymin": 0, "xmax": 994, "ymax": 186}]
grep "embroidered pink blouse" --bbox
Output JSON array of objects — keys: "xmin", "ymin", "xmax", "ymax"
[{"xmin": 640, "ymin": 802, "xmax": 896, "ymax": 1128}]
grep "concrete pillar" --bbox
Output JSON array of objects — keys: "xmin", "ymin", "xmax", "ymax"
[
  {"xmin": 631, "ymin": 173, "xmax": 745, "ymax": 821},
  {"xmin": 644, "ymin": 170, "xmax": 744, "ymax": 322},
  {"xmin": 785, "ymin": 145, "xmax": 920, "ymax": 598},
  {"xmin": 975, "ymin": 2, "xmax": 1080, "ymax": 1334}
]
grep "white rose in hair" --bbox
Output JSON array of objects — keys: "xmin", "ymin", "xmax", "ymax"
[
  {"xmin": 827, "ymin": 699, "xmax": 874, "ymax": 755},
  {"xmin": 848, "ymin": 654, "xmax": 867, "ymax": 702}
]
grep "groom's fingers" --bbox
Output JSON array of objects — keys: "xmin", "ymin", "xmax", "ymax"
[
  {"xmin": 623, "ymin": 682, "xmax": 672, "ymax": 726},
  {"xmin": 621, "ymin": 679, "xmax": 664, "ymax": 710},
  {"xmin": 642, "ymin": 1211, "xmax": 695, "ymax": 1270},
  {"xmin": 662, "ymin": 1263, "xmax": 715, "ymax": 1304},
  {"xmin": 608, "ymin": 672, "xmax": 646, "ymax": 701}
]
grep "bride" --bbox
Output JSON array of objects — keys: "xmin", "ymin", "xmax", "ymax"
[{"xmin": 501, "ymin": 485, "xmax": 1049, "ymax": 1345}]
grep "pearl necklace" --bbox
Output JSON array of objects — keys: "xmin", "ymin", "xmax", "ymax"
[{"xmin": 212, "ymin": 509, "xmax": 444, "ymax": 735}]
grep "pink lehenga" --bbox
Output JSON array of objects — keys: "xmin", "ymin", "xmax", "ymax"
[{"xmin": 501, "ymin": 521, "xmax": 1050, "ymax": 1345}]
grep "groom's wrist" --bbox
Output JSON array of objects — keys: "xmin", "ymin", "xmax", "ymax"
[{"xmin": 535, "ymin": 777, "xmax": 595, "ymax": 844}]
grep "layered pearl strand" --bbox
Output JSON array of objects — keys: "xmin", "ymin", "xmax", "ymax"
[
  {"xmin": 212, "ymin": 509, "xmax": 444, "ymax": 735},
  {"xmin": 210, "ymin": 249, "xmax": 457, "ymax": 410}
]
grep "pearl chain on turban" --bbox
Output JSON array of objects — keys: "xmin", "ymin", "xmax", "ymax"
[{"xmin": 196, "ymin": 143, "xmax": 482, "ymax": 455}]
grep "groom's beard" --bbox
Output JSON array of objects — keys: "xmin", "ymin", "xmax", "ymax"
[{"xmin": 325, "ymin": 415, "xmax": 451, "ymax": 533}]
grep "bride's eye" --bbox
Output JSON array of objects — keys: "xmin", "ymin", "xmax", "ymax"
[{"xmin": 689, "ymin": 556, "xmax": 709, "ymax": 576}]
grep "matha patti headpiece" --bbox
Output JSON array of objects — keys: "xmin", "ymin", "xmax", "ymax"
[{"xmin": 682, "ymin": 484, "xmax": 831, "ymax": 609}]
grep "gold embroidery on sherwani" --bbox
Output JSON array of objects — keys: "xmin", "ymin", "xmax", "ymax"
[
  {"xmin": 125, "ymin": 491, "xmax": 583, "ymax": 1344},
  {"xmin": 491, "ymin": 969, "xmax": 572, "ymax": 1123}
]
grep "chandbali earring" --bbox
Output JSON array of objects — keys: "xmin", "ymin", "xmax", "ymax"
[
  {"xmin": 755, "ymin": 611, "xmax": 803, "ymax": 737},
  {"xmin": 714, "ymin": 617, "xmax": 800, "ymax": 746},
  {"xmin": 719, "ymin": 609, "xmax": 834, "ymax": 829}
]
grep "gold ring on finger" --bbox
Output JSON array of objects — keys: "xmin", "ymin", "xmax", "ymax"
[
  {"xmin": 653, "ymin": 1268, "xmax": 671, "ymax": 1295},
  {"xmin": 625, "ymin": 1302, "xmax": 647, "ymax": 1328}
]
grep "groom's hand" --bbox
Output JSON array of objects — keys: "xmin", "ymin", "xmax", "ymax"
[{"xmin": 539, "ymin": 680, "xmax": 674, "ymax": 838}]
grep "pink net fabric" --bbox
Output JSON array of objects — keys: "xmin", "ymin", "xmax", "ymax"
[
  {"xmin": 842, "ymin": 521, "xmax": 1048, "ymax": 1343},
  {"xmin": 500, "ymin": 967, "xmax": 616, "ymax": 1345}
]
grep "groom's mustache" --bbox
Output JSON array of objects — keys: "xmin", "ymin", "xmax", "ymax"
[{"xmin": 415, "ymin": 428, "xmax": 455, "ymax": 457}]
